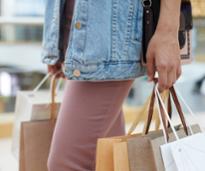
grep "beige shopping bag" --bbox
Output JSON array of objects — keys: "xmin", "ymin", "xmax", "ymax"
[
  {"xmin": 19, "ymin": 76, "xmax": 59, "ymax": 171},
  {"xmin": 127, "ymin": 124, "xmax": 201, "ymax": 171},
  {"xmin": 95, "ymin": 87, "xmax": 169, "ymax": 171},
  {"xmin": 127, "ymin": 86, "xmax": 201, "ymax": 171},
  {"xmin": 12, "ymin": 74, "xmax": 63, "ymax": 159},
  {"xmin": 112, "ymin": 90, "xmax": 170, "ymax": 171},
  {"xmin": 112, "ymin": 129, "xmax": 163, "ymax": 171},
  {"xmin": 95, "ymin": 135, "xmax": 135, "ymax": 171}
]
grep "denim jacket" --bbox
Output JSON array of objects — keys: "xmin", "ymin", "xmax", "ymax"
[{"xmin": 41, "ymin": 0, "xmax": 146, "ymax": 81}]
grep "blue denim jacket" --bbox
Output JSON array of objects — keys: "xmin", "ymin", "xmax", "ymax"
[{"xmin": 41, "ymin": 0, "xmax": 146, "ymax": 81}]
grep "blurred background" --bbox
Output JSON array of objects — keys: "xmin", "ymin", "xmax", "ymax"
[{"xmin": 0, "ymin": 0, "xmax": 205, "ymax": 171}]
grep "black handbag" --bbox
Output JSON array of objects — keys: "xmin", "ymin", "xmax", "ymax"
[{"xmin": 142, "ymin": 0, "xmax": 193, "ymax": 64}]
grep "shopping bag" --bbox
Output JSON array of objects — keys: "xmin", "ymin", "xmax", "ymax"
[
  {"xmin": 160, "ymin": 133, "xmax": 205, "ymax": 171},
  {"xmin": 11, "ymin": 74, "xmax": 63, "ymax": 159},
  {"xmin": 113, "ymin": 141, "xmax": 130, "ymax": 171},
  {"xmin": 154, "ymin": 84, "xmax": 204, "ymax": 171},
  {"xmin": 127, "ymin": 124, "xmax": 201, "ymax": 171},
  {"xmin": 171, "ymin": 133, "xmax": 205, "ymax": 171},
  {"xmin": 95, "ymin": 86, "xmax": 170, "ymax": 171},
  {"xmin": 127, "ymin": 84, "xmax": 202, "ymax": 171},
  {"xmin": 113, "ymin": 128, "xmax": 164, "ymax": 171},
  {"xmin": 95, "ymin": 134, "xmax": 135, "ymax": 171},
  {"xmin": 96, "ymin": 130, "xmax": 165, "ymax": 171},
  {"xmin": 19, "ymin": 75, "xmax": 59, "ymax": 171}
]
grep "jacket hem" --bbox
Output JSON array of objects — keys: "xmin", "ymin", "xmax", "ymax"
[{"xmin": 63, "ymin": 61, "xmax": 147, "ymax": 81}]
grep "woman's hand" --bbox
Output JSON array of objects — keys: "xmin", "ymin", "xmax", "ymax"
[
  {"xmin": 146, "ymin": 0, "xmax": 181, "ymax": 91},
  {"xmin": 47, "ymin": 63, "xmax": 65, "ymax": 78},
  {"xmin": 146, "ymin": 29, "xmax": 181, "ymax": 91}
]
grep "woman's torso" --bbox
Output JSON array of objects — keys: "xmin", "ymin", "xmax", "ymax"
[{"xmin": 42, "ymin": 0, "xmax": 146, "ymax": 81}]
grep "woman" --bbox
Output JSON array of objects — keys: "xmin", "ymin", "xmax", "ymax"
[{"xmin": 42, "ymin": 0, "xmax": 181, "ymax": 170}]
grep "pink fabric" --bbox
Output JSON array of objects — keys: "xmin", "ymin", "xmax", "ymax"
[{"xmin": 47, "ymin": 80, "xmax": 134, "ymax": 171}]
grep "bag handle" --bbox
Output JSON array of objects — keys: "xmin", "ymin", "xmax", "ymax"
[
  {"xmin": 144, "ymin": 84, "xmax": 189, "ymax": 137},
  {"xmin": 143, "ymin": 83, "xmax": 170, "ymax": 134},
  {"xmin": 50, "ymin": 74, "xmax": 59, "ymax": 122},
  {"xmin": 127, "ymin": 78, "xmax": 188, "ymax": 136},
  {"xmin": 144, "ymin": 84, "xmax": 156, "ymax": 134},
  {"xmin": 33, "ymin": 73, "xmax": 51, "ymax": 92},
  {"xmin": 127, "ymin": 82, "xmax": 169, "ymax": 135},
  {"xmin": 175, "ymin": 87, "xmax": 198, "ymax": 128},
  {"xmin": 143, "ymin": 78, "xmax": 170, "ymax": 134},
  {"xmin": 33, "ymin": 72, "xmax": 64, "ymax": 94},
  {"xmin": 155, "ymin": 85, "xmax": 180, "ymax": 142},
  {"xmin": 169, "ymin": 87, "xmax": 189, "ymax": 135},
  {"xmin": 167, "ymin": 92, "xmax": 172, "ymax": 128},
  {"xmin": 127, "ymin": 90, "xmax": 156, "ymax": 135},
  {"xmin": 155, "ymin": 84, "xmax": 195, "ymax": 142}
]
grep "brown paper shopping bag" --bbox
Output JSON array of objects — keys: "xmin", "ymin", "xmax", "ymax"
[
  {"xmin": 127, "ymin": 124, "xmax": 201, "ymax": 171},
  {"xmin": 127, "ymin": 86, "xmax": 201, "ymax": 171},
  {"xmin": 112, "ymin": 129, "xmax": 164, "ymax": 171},
  {"xmin": 19, "ymin": 76, "xmax": 59, "ymax": 171},
  {"xmin": 12, "ymin": 74, "xmax": 63, "ymax": 159},
  {"xmin": 112, "ymin": 91, "xmax": 163, "ymax": 171},
  {"xmin": 95, "ymin": 91, "xmax": 156, "ymax": 171},
  {"xmin": 95, "ymin": 86, "xmax": 169, "ymax": 171},
  {"xmin": 95, "ymin": 135, "xmax": 135, "ymax": 171}
]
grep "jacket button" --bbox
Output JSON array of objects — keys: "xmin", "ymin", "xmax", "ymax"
[
  {"xmin": 73, "ymin": 69, "xmax": 81, "ymax": 77},
  {"xmin": 75, "ymin": 21, "xmax": 81, "ymax": 29}
]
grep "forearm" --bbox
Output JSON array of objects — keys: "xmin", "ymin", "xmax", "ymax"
[{"xmin": 156, "ymin": 0, "xmax": 181, "ymax": 35}]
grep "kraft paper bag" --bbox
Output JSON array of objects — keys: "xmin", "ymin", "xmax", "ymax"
[
  {"xmin": 112, "ymin": 124, "xmax": 179, "ymax": 171},
  {"xmin": 19, "ymin": 76, "xmax": 59, "ymax": 171},
  {"xmin": 95, "ymin": 88, "xmax": 169, "ymax": 171},
  {"xmin": 11, "ymin": 76, "xmax": 63, "ymax": 159},
  {"xmin": 95, "ymin": 134, "xmax": 135, "ymax": 171},
  {"xmin": 113, "ymin": 141, "xmax": 130, "ymax": 171},
  {"xmin": 95, "ymin": 90, "xmax": 158, "ymax": 171},
  {"xmin": 19, "ymin": 119, "xmax": 56, "ymax": 171},
  {"xmin": 96, "ymin": 130, "xmax": 163, "ymax": 171},
  {"xmin": 127, "ymin": 124, "xmax": 201, "ymax": 171}
]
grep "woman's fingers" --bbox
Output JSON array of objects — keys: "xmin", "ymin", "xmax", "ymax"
[
  {"xmin": 176, "ymin": 64, "xmax": 182, "ymax": 80},
  {"xmin": 47, "ymin": 64, "xmax": 65, "ymax": 78},
  {"xmin": 167, "ymin": 68, "xmax": 177, "ymax": 88},
  {"xmin": 147, "ymin": 50, "xmax": 155, "ymax": 81},
  {"xmin": 157, "ymin": 66, "xmax": 168, "ymax": 92},
  {"xmin": 157, "ymin": 62, "xmax": 180, "ymax": 92}
]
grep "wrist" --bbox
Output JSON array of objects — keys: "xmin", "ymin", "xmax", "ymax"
[
  {"xmin": 157, "ymin": 0, "xmax": 181, "ymax": 36},
  {"xmin": 156, "ymin": 20, "xmax": 179, "ymax": 37}
]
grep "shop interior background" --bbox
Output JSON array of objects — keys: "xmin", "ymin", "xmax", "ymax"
[{"xmin": 0, "ymin": 0, "xmax": 205, "ymax": 171}]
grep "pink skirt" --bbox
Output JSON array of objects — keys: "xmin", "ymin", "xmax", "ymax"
[{"xmin": 47, "ymin": 79, "xmax": 134, "ymax": 171}]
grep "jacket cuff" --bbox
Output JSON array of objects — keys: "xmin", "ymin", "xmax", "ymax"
[{"xmin": 41, "ymin": 48, "xmax": 62, "ymax": 65}]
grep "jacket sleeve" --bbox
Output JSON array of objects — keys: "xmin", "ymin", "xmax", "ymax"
[{"xmin": 41, "ymin": 0, "xmax": 64, "ymax": 65}]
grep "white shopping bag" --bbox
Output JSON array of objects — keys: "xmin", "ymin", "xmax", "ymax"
[
  {"xmin": 11, "ymin": 74, "xmax": 64, "ymax": 160},
  {"xmin": 160, "ymin": 143, "xmax": 178, "ymax": 171},
  {"xmin": 155, "ymin": 85, "xmax": 205, "ymax": 171},
  {"xmin": 171, "ymin": 133, "xmax": 205, "ymax": 171},
  {"xmin": 160, "ymin": 132, "xmax": 205, "ymax": 171}
]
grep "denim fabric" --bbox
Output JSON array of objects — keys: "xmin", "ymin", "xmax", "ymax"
[{"xmin": 41, "ymin": 0, "xmax": 146, "ymax": 81}]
